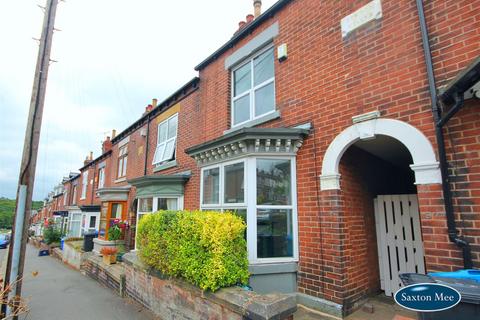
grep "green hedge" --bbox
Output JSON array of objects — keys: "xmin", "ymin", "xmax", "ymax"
[{"xmin": 136, "ymin": 210, "xmax": 249, "ymax": 291}]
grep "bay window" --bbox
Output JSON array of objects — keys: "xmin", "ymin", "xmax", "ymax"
[
  {"xmin": 135, "ymin": 196, "xmax": 183, "ymax": 249},
  {"xmin": 200, "ymin": 157, "xmax": 297, "ymax": 263},
  {"xmin": 69, "ymin": 212, "xmax": 82, "ymax": 237},
  {"xmin": 232, "ymin": 46, "xmax": 275, "ymax": 127}
]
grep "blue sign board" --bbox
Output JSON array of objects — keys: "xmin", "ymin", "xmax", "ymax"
[{"xmin": 394, "ymin": 283, "xmax": 461, "ymax": 312}]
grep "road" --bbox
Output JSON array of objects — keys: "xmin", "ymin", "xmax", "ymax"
[{"xmin": 0, "ymin": 245, "xmax": 158, "ymax": 320}]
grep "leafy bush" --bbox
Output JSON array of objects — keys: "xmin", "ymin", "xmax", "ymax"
[
  {"xmin": 43, "ymin": 225, "xmax": 62, "ymax": 245},
  {"xmin": 137, "ymin": 210, "xmax": 249, "ymax": 291}
]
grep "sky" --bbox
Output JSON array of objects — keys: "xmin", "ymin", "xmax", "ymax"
[{"xmin": 0, "ymin": 0, "xmax": 276, "ymax": 201}]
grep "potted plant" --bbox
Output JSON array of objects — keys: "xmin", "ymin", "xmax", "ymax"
[{"xmin": 100, "ymin": 247, "xmax": 118, "ymax": 265}]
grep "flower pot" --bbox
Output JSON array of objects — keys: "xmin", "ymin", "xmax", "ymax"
[{"xmin": 102, "ymin": 254, "xmax": 117, "ymax": 265}]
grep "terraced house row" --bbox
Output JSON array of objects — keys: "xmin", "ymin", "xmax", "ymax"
[{"xmin": 31, "ymin": 0, "xmax": 480, "ymax": 316}]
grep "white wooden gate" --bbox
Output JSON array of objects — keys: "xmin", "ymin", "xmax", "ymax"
[{"xmin": 374, "ymin": 194, "xmax": 425, "ymax": 296}]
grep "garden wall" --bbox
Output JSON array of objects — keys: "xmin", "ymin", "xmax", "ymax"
[
  {"xmin": 84, "ymin": 255, "xmax": 125, "ymax": 297},
  {"xmin": 123, "ymin": 252, "xmax": 297, "ymax": 320}
]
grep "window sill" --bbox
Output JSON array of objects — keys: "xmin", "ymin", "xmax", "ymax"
[
  {"xmin": 248, "ymin": 261, "xmax": 298, "ymax": 275},
  {"xmin": 114, "ymin": 177, "xmax": 127, "ymax": 184},
  {"xmin": 224, "ymin": 110, "xmax": 280, "ymax": 135},
  {"xmin": 153, "ymin": 160, "xmax": 177, "ymax": 173}
]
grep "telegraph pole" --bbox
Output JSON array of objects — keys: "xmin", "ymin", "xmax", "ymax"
[{"xmin": 3, "ymin": 0, "xmax": 58, "ymax": 317}]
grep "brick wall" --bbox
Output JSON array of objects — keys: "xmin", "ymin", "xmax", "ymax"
[{"xmin": 193, "ymin": 0, "xmax": 480, "ymax": 311}]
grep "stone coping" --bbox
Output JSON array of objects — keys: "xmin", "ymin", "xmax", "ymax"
[{"xmin": 123, "ymin": 251, "xmax": 297, "ymax": 320}]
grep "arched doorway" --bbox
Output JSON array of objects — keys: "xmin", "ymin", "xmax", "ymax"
[{"xmin": 319, "ymin": 118, "xmax": 441, "ymax": 299}]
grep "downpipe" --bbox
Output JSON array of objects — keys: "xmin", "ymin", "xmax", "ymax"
[{"xmin": 416, "ymin": 0, "xmax": 473, "ymax": 269}]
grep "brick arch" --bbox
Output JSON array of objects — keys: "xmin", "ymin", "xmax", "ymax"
[{"xmin": 320, "ymin": 118, "xmax": 441, "ymax": 190}]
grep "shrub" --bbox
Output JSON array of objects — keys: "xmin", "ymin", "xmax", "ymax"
[
  {"xmin": 137, "ymin": 210, "xmax": 249, "ymax": 291},
  {"xmin": 43, "ymin": 225, "xmax": 62, "ymax": 245}
]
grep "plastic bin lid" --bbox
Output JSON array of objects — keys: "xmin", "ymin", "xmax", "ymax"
[
  {"xmin": 429, "ymin": 269, "xmax": 480, "ymax": 283},
  {"xmin": 432, "ymin": 277, "xmax": 480, "ymax": 305}
]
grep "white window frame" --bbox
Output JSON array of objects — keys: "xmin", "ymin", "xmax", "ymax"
[
  {"xmin": 134, "ymin": 195, "xmax": 184, "ymax": 250},
  {"xmin": 68, "ymin": 212, "xmax": 82, "ymax": 237},
  {"xmin": 117, "ymin": 145, "xmax": 128, "ymax": 178},
  {"xmin": 98, "ymin": 167, "xmax": 105, "ymax": 189},
  {"xmin": 80, "ymin": 171, "xmax": 88, "ymax": 200},
  {"xmin": 82, "ymin": 212, "xmax": 99, "ymax": 234},
  {"xmin": 231, "ymin": 45, "xmax": 276, "ymax": 128},
  {"xmin": 200, "ymin": 156, "xmax": 298, "ymax": 264},
  {"xmin": 72, "ymin": 185, "xmax": 77, "ymax": 205},
  {"xmin": 152, "ymin": 113, "xmax": 178, "ymax": 166},
  {"xmin": 63, "ymin": 189, "xmax": 68, "ymax": 206}
]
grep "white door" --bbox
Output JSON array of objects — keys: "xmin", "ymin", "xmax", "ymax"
[
  {"xmin": 374, "ymin": 194, "xmax": 425, "ymax": 296},
  {"xmin": 83, "ymin": 212, "xmax": 100, "ymax": 234}
]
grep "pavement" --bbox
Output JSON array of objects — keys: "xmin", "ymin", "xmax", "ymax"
[
  {"xmin": 0, "ymin": 245, "xmax": 158, "ymax": 320},
  {"xmin": 0, "ymin": 245, "xmax": 414, "ymax": 320}
]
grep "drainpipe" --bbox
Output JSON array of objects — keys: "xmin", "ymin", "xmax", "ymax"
[{"xmin": 415, "ymin": 0, "xmax": 473, "ymax": 268}]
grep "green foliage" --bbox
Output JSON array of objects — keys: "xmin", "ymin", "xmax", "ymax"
[
  {"xmin": 43, "ymin": 223, "xmax": 62, "ymax": 245},
  {"xmin": 137, "ymin": 210, "xmax": 249, "ymax": 291},
  {"xmin": 0, "ymin": 198, "xmax": 43, "ymax": 229},
  {"xmin": 108, "ymin": 225, "xmax": 122, "ymax": 241}
]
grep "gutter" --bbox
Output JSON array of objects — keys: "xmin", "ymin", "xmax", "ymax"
[{"xmin": 415, "ymin": 0, "xmax": 473, "ymax": 268}]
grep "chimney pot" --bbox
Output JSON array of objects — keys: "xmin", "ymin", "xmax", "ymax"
[
  {"xmin": 254, "ymin": 0, "xmax": 262, "ymax": 18},
  {"xmin": 112, "ymin": 129, "xmax": 116, "ymax": 138},
  {"xmin": 89, "ymin": 151, "xmax": 93, "ymax": 160},
  {"xmin": 246, "ymin": 14, "xmax": 254, "ymax": 23},
  {"xmin": 152, "ymin": 98, "xmax": 158, "ymax": 108},
  {"xmin": 239, "ymin": 21, "xmax": 246, "ymax": 29}
]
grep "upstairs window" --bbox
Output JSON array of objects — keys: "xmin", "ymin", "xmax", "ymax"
[
  {"xmin": 153, "ymin": 114, "xmax": 178, "ymax": 166},
  {"xmin": 232, "ymin": 46, "xmax": 275, "ymax": 127},
  {"xmin": 72, "ymin": 185, "xmax": 77, "ymax": 205},
  {"xmin": 117, "ymin": 145, "xmax": 128, "ymax": 178},
  {"xmin": 98, "ymin": 167, "xmax": 105, "ymax": 189},
  {"xmin": 80, "ymin": 172, "xmax": 88, "ymax": 200}
]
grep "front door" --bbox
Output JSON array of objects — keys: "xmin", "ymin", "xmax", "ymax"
[{"xmin": 374, "ymin": 194, "xmax": 425, "ymax": 296}]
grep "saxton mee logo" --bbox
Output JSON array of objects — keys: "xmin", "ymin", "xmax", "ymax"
[{"xmin": 394, "ymin": 283, "xmax": 461, "ymax": 312}]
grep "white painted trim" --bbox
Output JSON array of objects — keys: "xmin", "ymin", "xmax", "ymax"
[{"xmin": 320, "ymin": 118, "xmax": 441, "ymax": 190}]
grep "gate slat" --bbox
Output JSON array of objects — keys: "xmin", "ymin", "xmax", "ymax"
[
  {"xmin": 400, "ymin": 195, "xmax": 416, "ymax": 273},
  {"xmin": 374, "ymin": 198, "xmax": 385, "ymax": 290},
  {"xmin": 384, "ymin": 195, "xmax": 398, "ymax": 296},
  {"xmin": 379, "ymin": 196, "xmax": 392, "ymax": 296},
  {"xmin": 392, "ymin": 195, "xmax": 406, "ymax": 290},
  {"xmin": 409, "ymin": 195, "xmax": 426, "ymax": 274}
]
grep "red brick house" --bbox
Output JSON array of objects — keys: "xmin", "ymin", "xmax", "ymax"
[
  {"xmin": 182, "ymin": 0, "xmax": 479, "ymax": 315},
  {"xmin": 34, "ymin": 0, "xmax": 480, "ymax": 317}
]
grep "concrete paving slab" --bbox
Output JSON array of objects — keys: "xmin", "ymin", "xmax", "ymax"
[{"xmin": 18, "ymin": 244, "xmax": 159, "ymax": 320}]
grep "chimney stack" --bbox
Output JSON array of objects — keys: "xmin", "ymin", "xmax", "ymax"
[
  {"xmin": 83, "ymin": 154, "xmax": 91, "ymax": 166},
  {"xmin": 102, "ymin": 136, "xmax": 112, "ymax": 153},
  {"xmin": 254, "ymin": 0, "xmax": 262, "ymax": 18}
]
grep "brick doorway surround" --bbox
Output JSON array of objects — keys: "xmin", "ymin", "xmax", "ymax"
[{"xmin": 299, "ymin": 118, "xmax": 453, "ymax": 315}]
